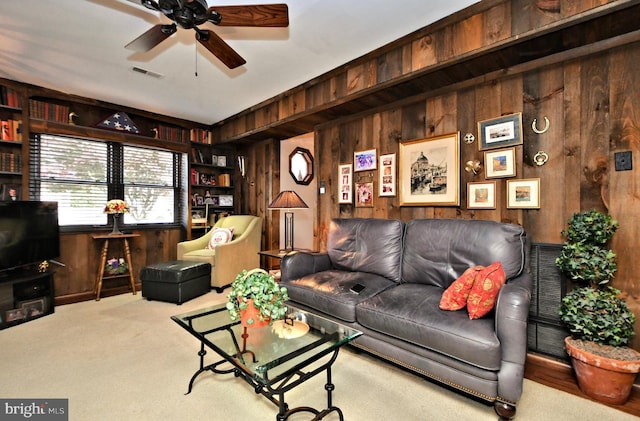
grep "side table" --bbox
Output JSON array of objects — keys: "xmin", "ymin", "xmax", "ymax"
[
  {"xmin": 92, "ymin": 233, "xmax": 140, "ymax": 301},
  {"xmin": 258, "ymin": 249, "xmax": 316, "ymax": 280}
]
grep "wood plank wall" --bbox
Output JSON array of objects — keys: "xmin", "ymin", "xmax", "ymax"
[
  {"xmin": 223, "ymin": 0, "xmax": 640, "ymax": 349},
  {"xmin": 54, "ymin": 229, "xmax": 182, "ymax": 304}
]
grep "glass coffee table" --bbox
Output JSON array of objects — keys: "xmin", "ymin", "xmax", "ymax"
[{"xmin": 171, "ymin": 303, "xmax": 362, "ymax": 421}]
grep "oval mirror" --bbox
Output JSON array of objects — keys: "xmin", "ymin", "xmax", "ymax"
[{"xmin": 289, "ymin": 147, "xmax": 314, "ymax": 185}]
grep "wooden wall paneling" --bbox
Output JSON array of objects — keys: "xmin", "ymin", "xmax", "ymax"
[
  {"xmin": 563, "ymin": 0, "xmax": 615, "ymax": 17},
  {"xmin": 428, "ymin": 93, "xmax": 460, "ymax": 220},
  {"xmin": 411, "ymin": 33, "xmax": 438, "ymax": 72},
  {"xmin": 511, "ymin": 0, "xmax": 561, "ymax": 33},
  {"xmin": 452, "ymin": 12, "xmax": 484, "ymax": 58},
  {"xmin": 607, "ymin": 44, "xmax": 640, "ymax": 346},
  {"xmin": 457, "ymin": 88, "xmax": 483, "ymax": 220},
  {"xmin": 377, "ymin": 46, "xmax": 404, "ymax": 84},
  {"xmin": 522, "ymin": 67, "xmax": 565, "ymax": 243},
  {"xmin": 482, "ymin": 1, "xmax": 511, "ymax": 45},
  {"xmin": 562, "ymin": 61, "xmax": 583, "ymax": 224},
  {"xmin": 55, "ymin": 234, "xmax": 94, "ymax": 297},
  {"xmin": 579, "ymin": 53, "xmax": 611, "ymax": 212}
]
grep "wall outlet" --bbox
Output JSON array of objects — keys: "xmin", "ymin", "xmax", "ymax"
[{"xmin": 614, "ymin": 151, "xmax": 632, "ymax": 171}]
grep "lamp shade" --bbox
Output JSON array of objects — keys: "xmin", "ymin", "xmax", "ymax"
[{"xmin": 268, "ymin": 190, "xmax": 309, "ymax": 209}]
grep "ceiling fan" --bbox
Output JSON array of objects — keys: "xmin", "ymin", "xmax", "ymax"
[{"xmin": 125, "ymin": 0, "xmax": 289, "ymax": 69}]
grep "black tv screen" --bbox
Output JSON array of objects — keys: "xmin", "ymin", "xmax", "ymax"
[{"xmin": 0, "ymin": 201, "xmax": 60, "ymax": 272}]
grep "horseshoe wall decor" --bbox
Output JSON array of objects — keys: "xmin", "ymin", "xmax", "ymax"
[{"xmin": 532, "ymin": 116, "xmax": 550, "ymax": 134}]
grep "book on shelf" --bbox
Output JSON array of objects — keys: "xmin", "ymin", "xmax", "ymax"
[
  {"xmin": 190, "ymin": 128, "xmax": 212, "ymax": 144},
  {"xmin": 0, "ymin": 119, "xmax": 22, "ymax": 141},
  {"xmin": 0, "ymin": 152, "xmax": 22, "ymax": 172},
  {"xmin": 0, "ymin": 87, "xmax": 21, "ymax": 108},
  {"xmin": 29, "ymin": 99, "xmax": 69, "ymax": 123},
  {"xmin": 217, "ymin": 173, "xmax": 231, "ymax": 187},
  {"xmin": 157, "ymin": 124, "xmax": 190, "ymax": 143}
]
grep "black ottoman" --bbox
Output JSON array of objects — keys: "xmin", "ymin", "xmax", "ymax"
[{"xmin": 141, "ymin": 261, "xmax": 211, "ymax": 305}]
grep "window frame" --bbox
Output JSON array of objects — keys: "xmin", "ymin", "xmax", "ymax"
[{"xmin": 30, "ymin": 133, "xmax": 184, "ymax": 233}]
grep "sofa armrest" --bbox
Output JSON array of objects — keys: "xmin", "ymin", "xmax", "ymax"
[
  {"xmin": 280, "ymin": 252, "xmax": 332, "ymax": 282},
  {"xmin": 494, "ymin": 273, "xmax": 532, "ymax": 402}
]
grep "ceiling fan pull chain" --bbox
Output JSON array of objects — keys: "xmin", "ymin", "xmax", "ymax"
[{"xmin": 195, "ymin": 42, "xmax": 198, "ymax": 77}]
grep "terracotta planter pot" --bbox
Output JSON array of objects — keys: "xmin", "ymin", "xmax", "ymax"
[
  {"xmin": 239, "ymin": 298, "xmax": 270, "ymax": 328},
  {"xmin": 564, "ymin": 336, "xmax": 640, "ymax": 405}
]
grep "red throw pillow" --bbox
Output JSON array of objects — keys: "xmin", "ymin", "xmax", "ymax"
[
  {"xmin": 439, "ymin": 266, "xmax": 484, "ymax": 311},
  {"xmin": 466, "ymin": 261, "xmax": 506, "ymax": 319}
]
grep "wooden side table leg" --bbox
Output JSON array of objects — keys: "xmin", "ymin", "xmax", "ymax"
[
  {"xmin": 96, "ymin": 239, "xmax": 109, "ymax": 301},
  {"xmin": 123, "ymin": 238, "xmax": 136, "ymax": 295}
]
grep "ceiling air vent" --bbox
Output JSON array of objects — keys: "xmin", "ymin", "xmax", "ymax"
[{"xmin": 131, "ymin": 66, "xmax": 163, "ymax": 79}]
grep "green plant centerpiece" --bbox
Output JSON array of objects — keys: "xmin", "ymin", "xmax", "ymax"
[
  {"xmin": 226, "ymin": 268, "xmax": 289, "ymax": 327},
  {"xmin": 555, "ymin": 209, "xmax": 640, "ymax": 405}
]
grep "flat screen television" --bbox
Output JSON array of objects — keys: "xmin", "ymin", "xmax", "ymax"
[{"xmin": 0, "ymin": 201, "xmax": 60, "ymax": 273}]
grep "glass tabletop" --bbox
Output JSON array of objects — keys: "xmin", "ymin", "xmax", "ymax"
[{"xmin": 171, "ymin": 303, "xmax": 362, "ymax": 385}]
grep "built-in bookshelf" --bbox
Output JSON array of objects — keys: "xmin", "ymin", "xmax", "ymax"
[
  {"xmin": 0, "ymin": 84, "xmax": 26, "ymax": 200},
  {"xmin": 188, "ymin": 142, "xmax": 236, "ymax": 239}
]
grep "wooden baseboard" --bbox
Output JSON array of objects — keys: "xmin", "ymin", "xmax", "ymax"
[{"xmin": 525, "ymin": 353, "xmax": 640, "ymax": 417}]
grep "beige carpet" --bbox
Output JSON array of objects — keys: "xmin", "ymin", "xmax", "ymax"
[{"xmin": 1, "ymin": 292, "xmax": 636, "ymax": 421}]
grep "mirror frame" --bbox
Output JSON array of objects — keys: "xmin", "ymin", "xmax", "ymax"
[{"xmin": 289, "ymin": 147, "xmax": 314, "ymax": 185}]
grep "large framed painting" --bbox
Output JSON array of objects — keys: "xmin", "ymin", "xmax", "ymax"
[{"xmin": 398, "ymin": 132, "xmax": 460, "ymax": 206}]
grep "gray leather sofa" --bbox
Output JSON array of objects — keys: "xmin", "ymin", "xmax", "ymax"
[{"xmin": 280, "ymin": 218, "xmax": 531, "ymax": 419}]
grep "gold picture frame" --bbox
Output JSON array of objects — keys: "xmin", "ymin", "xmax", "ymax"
[
  {"xmin": 399, "ymin": 132, "xmax": 460, "ymax": 206},
  {"xmin": 484, "ymin": 147, "xmax": 516, "ymax": 179},
  {"xmin": 506, "ymin": 178, "xmax": 540, "ymax": 209},
  {"xmin": 467, "ymin": 181, "xmax": 497, "ymax": 209},
  {"xmin": 478, "ymin": 112, "xmax": 523, "ymax": 151}
]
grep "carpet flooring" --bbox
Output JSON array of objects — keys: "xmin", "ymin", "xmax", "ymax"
[{"xmin": 1, "ymin": 291, "xmax": 637, "ymax": 421}]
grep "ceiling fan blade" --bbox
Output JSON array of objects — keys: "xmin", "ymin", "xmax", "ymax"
[
  {"xmin": 125, "ymin": 24, "xmax": 176, "ymax": 52},
  {"xmin": 208, "ymin": 4, "xmax": 289, "ymax": 27},
  {"xmin": 196, "ymin": 30, "xmax": 246, "ymax": 69}
]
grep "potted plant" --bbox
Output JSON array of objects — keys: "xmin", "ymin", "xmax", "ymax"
[
  {"xmin": 556, "ymin": 209, "xmax": 640, "ymax": 405},
  {"xmin": 226, "ymin": 268, "xmax": 289, "ymax": 327}
]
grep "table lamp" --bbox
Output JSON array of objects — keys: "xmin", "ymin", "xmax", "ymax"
[{"xmin": 268, "ymin": 190, "xmax": 308, "ymax": 251}]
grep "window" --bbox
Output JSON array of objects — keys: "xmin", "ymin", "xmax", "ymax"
[{"xmin": 30, "ymin": 134, "xmax": 183, "ymax": 229}]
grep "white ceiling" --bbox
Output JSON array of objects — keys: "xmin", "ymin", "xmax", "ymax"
[{"xmin": 0, "ymin": 0, "xmax": 478, "ymax": 125}]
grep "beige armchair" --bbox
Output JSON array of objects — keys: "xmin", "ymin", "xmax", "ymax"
[{"xmin": 177, "ymin": 215, "xmax": 262, "ymax": 292}]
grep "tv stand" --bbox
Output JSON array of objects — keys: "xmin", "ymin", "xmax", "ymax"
[{"xmin": 0, "ymin": 270, "xmax": 55, "ymax": 330}]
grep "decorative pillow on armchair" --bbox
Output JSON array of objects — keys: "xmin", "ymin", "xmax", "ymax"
[
  {"xmin": 206, "ymin": 227, "xmax": 234, "ymax": 249},
  {"xmin": 466, "ymin": 261, "xmax": 506, "ymax": 319},
  {"xmin": 439, "ymin": 266, "xmax": 484, "ymax": 311}
]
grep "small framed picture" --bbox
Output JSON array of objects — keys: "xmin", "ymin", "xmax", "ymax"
[
  {"xmin": 354, "ymin": 149, "xmax": 377, "ymax": 172},
  {"xmin": 478, "ymin": 112, "xmax": 523, "ymax": 151},
  {"xmin": 338, "ymin": 164, "xmax": 353, "ymax": 204},
  {"xmin": 19, "ymin": 298, "xmax": 45, "ymax": 317},
  {"xmin": 467, "ymin": 181, "xmax": 497, "ymax": 209},
  {"xmin": 485, "ymin": 148, "xmax": 516, "ymax": 178},
  {"xmin": 217, "ymin": 155, "xmax": 227, "ymax": 167},
  {"xmin": 507, "ymin": 178, "xmax": 540, "ymax": 209},
  {"xmin": 355, "ymin": 182, "xmax": 374, "ymax": 207},
  {"xmin": 5, "ymin": 308, "xmax": 26, "ymax": 322},
  {"xmin": 379, "ymin": 153, "xmax": 396, "ymax": 197},
  {"xmin": 211, "ymin": 155, "xmax": 218, "ymax": 166},
  {"xmin": 219, "ymin": 195, "xmax": 233, "ymax": 207}
]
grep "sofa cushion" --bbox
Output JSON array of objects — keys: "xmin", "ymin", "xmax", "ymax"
[
  {"xmin": 357, "ymin": 283, "xmax": 502, "ymax": 370},
  {"xmin": 327, "ymin": 218, "xmax": 404, "ymax": 283},
  {"xmin": 284, "ymin": 270, "xmax": 396, "ymax": 323},
  {"xmin": 402, "ymin": 219, "xmax": 527, "ymax": 288},
  {"xmin": 467, "ymin": 261, "xmax": 506, "ymax": 319},
  {"xmin": 439, "ymin": 266, "xmax": 482, "ymax": 311}
]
